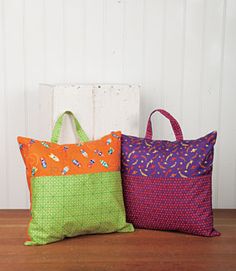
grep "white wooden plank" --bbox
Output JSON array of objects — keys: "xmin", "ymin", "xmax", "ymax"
[
  {"xmin": 44, "ymin": 0, "xmax": 65, "ymax": 83},
  {"xmin": 103, "ymin": 0, "xmax": 124, "ymax": 83},
  {"xmin": 199, "ymin": 0, "xmax": 226, "ymax": 208},
  {"xmin": 64, "ymin": 0, "xmax": 86, "ymax": 82},
  {"xmin": 182, "ymin": 0, "xmax": 205, "ymax": 138},
  {"xmin": 218, "ymin": 0, "xmax": 236, "ymax": 208},
  {"xmin": 38, "ymin": 84, "xmax": 54, "ymax": 140},
  {"xmin": 142, "ymin": 0, "xmax": 165, "ymax": 138},
  {"xmin": 123, "ymin": 0, "xmax": 144, "ymax": 84},
  {"xmin": 84, "ymin": 0, "xmax": 103, "ymax": 82},
  {"xmin": 199, "ymin": 0, "xmax": 225, "ymax": 135},
  {"xmin": 41, "ymin": 84, "xmax": 139, "ymax": 144},
  {"xmin": 0, "ymin": 0, "xmax": 8, "ymax": 208},
  {"xmin": 24, "ymin": 0, "xmax": 45, "ymax": 139},
  {"xmin": 161, "ymin": 0, "xmax": 185, "ymax": 140},
  {"xmin": 53, "ymin": 84, "xmax": 94, "ymax": 142},
  {"xmin": 4, "ymin": 0, "xmax": 27, "ymax": 208},
  {"xmin": 93, "ymin": 84, "xmax": 140, "ymax": 139}
]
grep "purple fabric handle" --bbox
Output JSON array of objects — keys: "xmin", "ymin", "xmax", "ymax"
[{"xmin": 145, "ymin": 109, "xmax": 183, "ymax": 141}]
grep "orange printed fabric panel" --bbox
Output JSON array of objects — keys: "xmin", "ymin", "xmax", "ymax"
[{"xmin": 17, "ymin": 131, "xmax": 121, "ymax": 186}]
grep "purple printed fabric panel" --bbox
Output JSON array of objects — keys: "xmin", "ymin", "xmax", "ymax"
[{"xmin": 121, "ymin": 131, "xmax": 217, "ymax": 178}]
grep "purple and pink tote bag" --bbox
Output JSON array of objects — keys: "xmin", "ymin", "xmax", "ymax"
[{"xmin": 121, "ymin": 109, "xmax": 220, "ymax": 237}]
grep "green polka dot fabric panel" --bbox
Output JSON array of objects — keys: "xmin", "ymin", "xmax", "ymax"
[{"xmin": 26, "ymin": 171, "xmax": 134, "ymax": 246}]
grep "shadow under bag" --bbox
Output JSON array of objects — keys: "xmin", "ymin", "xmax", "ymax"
[{"xmin": 121, "ymin": 109, "xmax": 220, "ymax": 237}]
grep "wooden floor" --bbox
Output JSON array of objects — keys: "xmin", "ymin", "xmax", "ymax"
[{"xmin": 0, "ymin": 210, "xmax": 235, "ymax": 271}]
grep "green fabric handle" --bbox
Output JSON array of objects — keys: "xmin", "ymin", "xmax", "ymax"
[{"xmin": 51, "ymin": 111, "xmax": 89, "ymax": 143}]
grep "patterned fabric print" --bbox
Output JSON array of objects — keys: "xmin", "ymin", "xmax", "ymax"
[
  {"xmin": 122, "ymin": 174, "xmax": 220, "ymax": 237},
  {"xmin": 121, "ymin": 131, "xmax": 216, "ymax": 178},
  {"xmin": 18, "ymin": 131, "xmax": 121, "ymax": 186},
  {"xmin": 26, "ymin": 171, "xmax": 134, "ymax": 245}
]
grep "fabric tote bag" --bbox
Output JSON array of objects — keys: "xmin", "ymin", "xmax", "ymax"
[
  {"xmin": 18, "ymin": 111, "xmax": 134, "ymax": 245},
  {"xmin": 121, "ymin": 109, "xmax": 220, "ymax": 237}
]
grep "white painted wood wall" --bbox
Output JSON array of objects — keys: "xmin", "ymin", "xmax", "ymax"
[
  {"xmin": 0, "ymin": 0, "xmax": 236, "ymax": 208},
  {"xmin": 39, "ymin": 84, "xmax": 140, "ymax": 142}
]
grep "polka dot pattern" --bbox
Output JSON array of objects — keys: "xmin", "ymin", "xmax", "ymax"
[{"xmin": 26, "ymin": 171, "xmax": 134, "ymax": 245}]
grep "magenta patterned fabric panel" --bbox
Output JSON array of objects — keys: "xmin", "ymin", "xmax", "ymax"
[
  {"xmin": 122, "ymin": 174, "xmax": 220, "ymax": 237},
  {"xmin": 121, "ymin": 131, "xmax": 217, "ymax": 179}
]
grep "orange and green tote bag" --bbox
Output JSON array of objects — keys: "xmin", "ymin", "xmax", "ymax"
[{"xmin": 17, "ymin": 111, "xmax": 133, "ymax": 245}]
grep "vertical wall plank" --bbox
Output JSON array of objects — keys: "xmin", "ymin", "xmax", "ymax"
[
  {"xmin": 199, "ymin": 0, "xmax": 226, "ymax": 207},
  {"xmin": 84, "ymin": 0, "xmax": 103, "ymax": 82},
  {"xmin": 44, "ymin": 0, "xmax": 65, "ymax": 83},
  {"xmin": 123, "ymin": 0, "xmax": 144, "ymax": 84},
  {"xmin": 199, "ymin": 0, "xmax": 225, "ymax": 135},
  {"xmin": 218, "ymin": 0, "xmax": 236, "ymax": 208},
  {"xmin": 103, "ymin": 0, "xmax": 124, "ymax": 83},
  {"xmin": 142, "ymin": 0, "xmax": 165, "ymax": 138},
  {"xmin": 64, "ymin": 0, "xmax": 86, "ymax": 82},
  {"xmin": 24, "ymin": 0, "xmax": 45, "ymax": 139},
  {"xmin": 182, "ymin": 0, "xmax": 205, "ymax": 138},
  {"xmin": 4, "ymin": 0, "xmax": 27, "ymax": 208},
  {"xmin": 0, "ymin": 0, "xmax": 7, "ymax": 208},
  {"xmin": 161, "ymin": 0, "xmax": 186, "ymax": 140}
]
